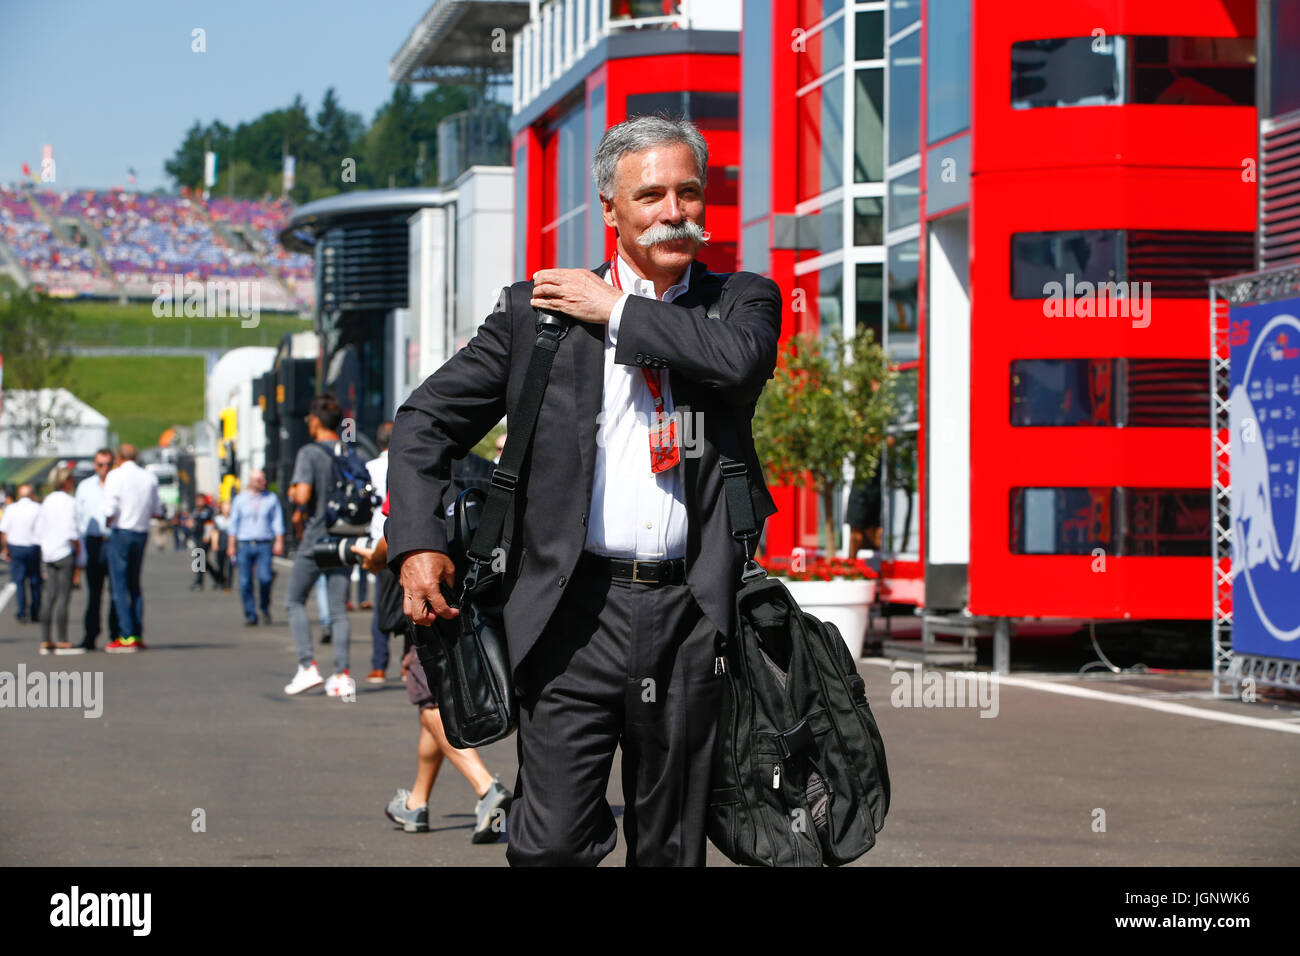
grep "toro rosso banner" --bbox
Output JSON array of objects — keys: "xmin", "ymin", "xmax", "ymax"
[{"xmin": 1229, "ymin": 296, "xmax": 1300, "ymax": 661}]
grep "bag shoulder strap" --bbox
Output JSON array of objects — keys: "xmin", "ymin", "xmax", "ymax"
[
  {"xmin": 698, "ymin": 276, "xmax": 767, "ymax": 586},
  {"xmin": 464, "ymin": 307, "xmax": 570, "ymax": 573}
]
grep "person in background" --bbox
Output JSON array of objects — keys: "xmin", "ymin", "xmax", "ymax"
[
  {"xmin": 188, "ymin": 494, "xmax": 215, "ymax": 590},
  {"xmin": 0, "ymin": 484, "xmax": 42, "ymax": 624},
  {"xmin": 208, "ymin": 499, "xmax": 233, "ymax": 590},
  {"xmin": 103, "ymin": 443, "xmax": 162, "ymax": 654},
  {"xmin": 35, "ymin": 466, "xmax": 81, "ymax": 655},
  {"xmin": 226, "ymin": 469, "xmax": 285, "ymax": 627},
  {"xmin": 75, "ymin": 447, "xmax": 119, "ymax": 651},
  {"xmin": 493, "ymin": 433, "xmax": 506, "ymax": 465},
  {"xmin": 283, "ymin": 393, "xmax": 354, "ymax": 699},
  {"xmin": 353, "ymin": 497, "xmax": 512, "ymax": 843},
  {"xmin": 364, "ymin": 421, "xmax": 393, "ymax": 683},
  {"xmin": 171, "ymin": 507, "xmax": 187, "ymax": 551}
]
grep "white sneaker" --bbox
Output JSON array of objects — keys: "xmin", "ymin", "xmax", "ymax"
[
  {"xmin": 324, "ymin": 672, "xmax": 356, "ymax": 701},
  {"xmin": 285, "ymin": 662, "xmax": 324, "ymax": 696}
]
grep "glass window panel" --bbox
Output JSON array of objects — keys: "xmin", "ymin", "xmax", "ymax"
[
  {"xmin": 926, "ymin": 0, "xmax": 970, "ymax": 141},
  {"xmin": 588, "ymin": 84, "xmax": 607, "ymax": 266},
  {"xmin": 799, "ymin": 0, "xmax": 844, "ymax": 30},
  {"xmin": 887, "ymin": 170, "xmax": 919, "ymax": 229},
  {"xmin": 1122, "ymin": 489, "xmax": 1212, "ymax": 556},
  {"xmin": 1010, "ymin": 359, "xmax": 1116, "ymax": 426},
  {"xmin": 1010, "ymin": 229, "xmax": 1122, "ymax": 299},
  {"xmin": 854, "ymin": 196, "xmax": 884, "ymax": 246},
  {"xmin": 742, "ymin": 220, "xmax": 770, "ymax": 275},
  {"xmin": 1132, "ymin": 36, "xmax": 1254, "ymax": 106},
  {"xmin": 887, "ymin": 0, "xmax": 919, "ymax": 36},
  {"xmin": 556, "ymin": 104, "xmax": 587, "ymax": 218},
  {"xmin": 1010, "ymin": 487, "xmax": 1115, "ymax": 555},
  {"xmin": 513, "ymin": 143, "xmax": 528, "ymax": 279},
  {"xmin": 855, "ymin": 11, "xmax": 884, "ymax": 61},
  {"xmin": 742, "ymin": 0, "xmax": 773, "ymax": 222},
  {"xmin": 819, "ymin": 263, "xmax": 844, "ymax": 340},
  {"xmin": 854, "ymin": 68, "xmax": 885, "ymax": 183},
  {"xmin": 883, "ymin": 430, "xmax": 918, "ymax": 553},
  {"xmin": 821, "ymin": 72, "xmax": 845, "ymax": 194},
  {"xmin": 1011, "ymin": 37, "xmax": 1123, "ymax": 109},
  {"xmin": 886, "ymin": 239, "xmax": 919, "ymax": 361},
  {"xmin": 1271, "ymin": 2, "xmax": 1300, "ymax": 117},
  {"xmin": 888, "ymin": 31, "xmax": 920, "ymax": 164},
  {"xmin": 856, "ymin": 263, "xmax": 883, "ymax": 348}
]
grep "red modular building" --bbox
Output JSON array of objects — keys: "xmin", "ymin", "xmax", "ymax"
[
  {"xmin": 743, "ymin": 0, "xmax": 1259, "ymax": 634},
  {"xmin": 509, "ymin": 1, "xmax": 744, "ymax": 278},
  {"xmin": 505, "ymin": 0, "xmax": 1261, "ymax": 648}
]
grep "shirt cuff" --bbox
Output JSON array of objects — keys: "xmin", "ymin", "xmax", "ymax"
[{"xmin": 608, "ymin": 293, "xmax": 631, "ymax": 345}]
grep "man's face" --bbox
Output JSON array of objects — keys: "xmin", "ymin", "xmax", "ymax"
[
  {"xmin": 250, "ymin": 472, "xmax": 266, "ymax": 492},
  {"xmin": 304, "ymin": 413, "xmax": 320, "ymax": 439},
  {"xmin": 93, "ymin": 454, "xmax": 112, "ymax": 478},
  {"xmin": 601, "ymin": 141, "xmax": 705, "ymax": 278}
]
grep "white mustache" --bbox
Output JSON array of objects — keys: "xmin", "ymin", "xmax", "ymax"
[{"xmin": 636, "ymin": 221, "xmax": 708, "ymax": 246}]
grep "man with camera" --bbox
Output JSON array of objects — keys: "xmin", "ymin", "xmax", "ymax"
[
  {"xmin": 388, "ymin": 116, "xmax": 781, "ymax": 866},
  {"xmin": 283, "ymin": 393, "xmax": 357, "ymax": 700}
]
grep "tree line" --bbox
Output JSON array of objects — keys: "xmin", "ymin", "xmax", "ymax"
[{"xmin": 164, "ymin": 85, "xmax": 499, "ymax": 204}]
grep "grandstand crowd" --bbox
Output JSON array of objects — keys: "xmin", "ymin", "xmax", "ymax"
[{"xmin": 0, "ymin": 185, "xmax": 314, "ymax": 310}]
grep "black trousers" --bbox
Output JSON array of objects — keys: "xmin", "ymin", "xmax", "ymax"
[
  {"xmin": 82, "ymin": 535, "xmax": 118, "ymax": 648},
  {"xmin": 506, "ymin": 563, "xmax": 723, "ymax": 867}
]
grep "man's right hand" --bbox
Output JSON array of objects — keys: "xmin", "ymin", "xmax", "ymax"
[{"xmin": 400, "ymin": 550, "xmax": 460, "ymax": 625}]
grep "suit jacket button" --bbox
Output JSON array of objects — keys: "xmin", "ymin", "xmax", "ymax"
[
  {"xmin": 635, "ymin": 352, "xmax": 644, "ymax": 363},
  {"xmin": 558, "ymin": 575, "xmax": 567, "ymax": 587},
  {"xmin": 580, "ymin": 513, "xmax": 587, "ymax": 526}
]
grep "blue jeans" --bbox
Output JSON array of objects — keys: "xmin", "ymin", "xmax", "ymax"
[
  {"xmin": 9, "ymin": 544, "xmax": 41, "ymax": 619},
  {"xmin": 237, "ymin": 540, "xmax": 274, "ymax": 622},
  {"xmin": 107, "ymin": 529, "xmax": 148, "ymax": 638}
]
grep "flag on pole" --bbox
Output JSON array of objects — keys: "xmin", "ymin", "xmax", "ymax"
[
  {"xmin": 282, "ymin": 155, "xmax": 296, "ymax": 193},
  {"xmin": 127, "ymin": 167, "xmax": 137, "ymax": 185},
  {"xmin": 204, "ymin": 150, "xmax": 217, "ymax": 189}
]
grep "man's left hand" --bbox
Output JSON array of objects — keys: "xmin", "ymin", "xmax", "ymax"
[{"xmin": 530, "ymin": 268, "xmax": 622, "ymax": 324}]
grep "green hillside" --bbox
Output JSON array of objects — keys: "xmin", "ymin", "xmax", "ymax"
[
  {"xmin": 66, "ymin": 298, "xmax": 309, "ymax": 349},
  {"xmin": 67, "ymin": 355, "xmax": 205, "ymax": 448}
]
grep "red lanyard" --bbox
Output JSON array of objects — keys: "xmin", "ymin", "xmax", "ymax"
[{"xmin": 609, "ymin": 259, "xmax": 680, "ymax": 474}]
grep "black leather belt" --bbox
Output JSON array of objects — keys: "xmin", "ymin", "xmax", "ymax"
[{"xmin": 578, "ymin": 551, "xmax": 686, "ymax": 585}]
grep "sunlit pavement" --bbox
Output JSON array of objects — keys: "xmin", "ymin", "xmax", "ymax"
[{"xmin": 1, "ymin": 550, "xmax": 1297, "ymax": 866}]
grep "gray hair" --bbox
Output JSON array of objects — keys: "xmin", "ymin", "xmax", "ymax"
[{"xmin": 592, "ymin": 116, "xmax": 709, "ymax": 200}]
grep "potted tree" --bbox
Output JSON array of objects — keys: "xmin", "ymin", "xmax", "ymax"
[{"xmin": 752, "ymin": 325, "xmax": 896, "ymax": 657}]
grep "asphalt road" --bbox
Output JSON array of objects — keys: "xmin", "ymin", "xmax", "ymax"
[{"xmin": 1, "ymin": 546, "xmax": 1297, "ymax": 866}]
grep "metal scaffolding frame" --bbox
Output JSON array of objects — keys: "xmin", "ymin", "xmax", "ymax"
[{"xmin": 1208, "ymin": 263, "xmax": 1300, "ymax": 697}]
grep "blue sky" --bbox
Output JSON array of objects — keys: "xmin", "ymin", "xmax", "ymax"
[{"xmin": 0, "ymin": 0, "xmax": 439, "ymax": 192}]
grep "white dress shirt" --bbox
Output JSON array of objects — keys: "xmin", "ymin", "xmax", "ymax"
[
  {"xmin": 0, "ymin": 497, "xmax": 41, "ymax": 547},
  {"xmin": 585, "ymin": 254, "xmax": 692, "ymax": 560},
  {"xmin": 75, "ymin": 474, "xmax": 110, "ymax": 538},
  {"xmin": 34, "ymin": 490, "xmax": 79, "ymax": 563},
  {"xmin": 103, "ymin": 460, "xmax": 162, "ymax": 534}
]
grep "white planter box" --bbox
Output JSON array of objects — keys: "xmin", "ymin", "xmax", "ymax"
[{"xmin": 781, "ymin": 578, "xmax": 876, "ymax": 660}]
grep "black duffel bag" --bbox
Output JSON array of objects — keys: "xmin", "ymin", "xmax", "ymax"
[{"xmin": 707, "ymin": 456, "xmax": 891, "ymax": 867}]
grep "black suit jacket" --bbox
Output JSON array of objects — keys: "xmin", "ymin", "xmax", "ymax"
[{"xmin": 387, "ymin": 260, "xmax": 781, "ymax": 677}]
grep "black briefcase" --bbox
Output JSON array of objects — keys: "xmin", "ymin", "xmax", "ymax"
[
  {"xmin": 405, "ymin": 308, "xmax": 570, "ymax": 750},
  {"xmin": 407, "ymin": 487, "xmax": 514, "ymax": 749}
]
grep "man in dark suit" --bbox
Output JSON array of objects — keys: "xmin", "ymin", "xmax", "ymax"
[{"xmin": 387, "ymin": 116, "xmax": 781, "ymax": 866}]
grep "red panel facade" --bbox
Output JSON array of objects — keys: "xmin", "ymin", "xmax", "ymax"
[{"xmin": 965, "ymin": 0, "xmax": 1257, "ymax": 618}]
